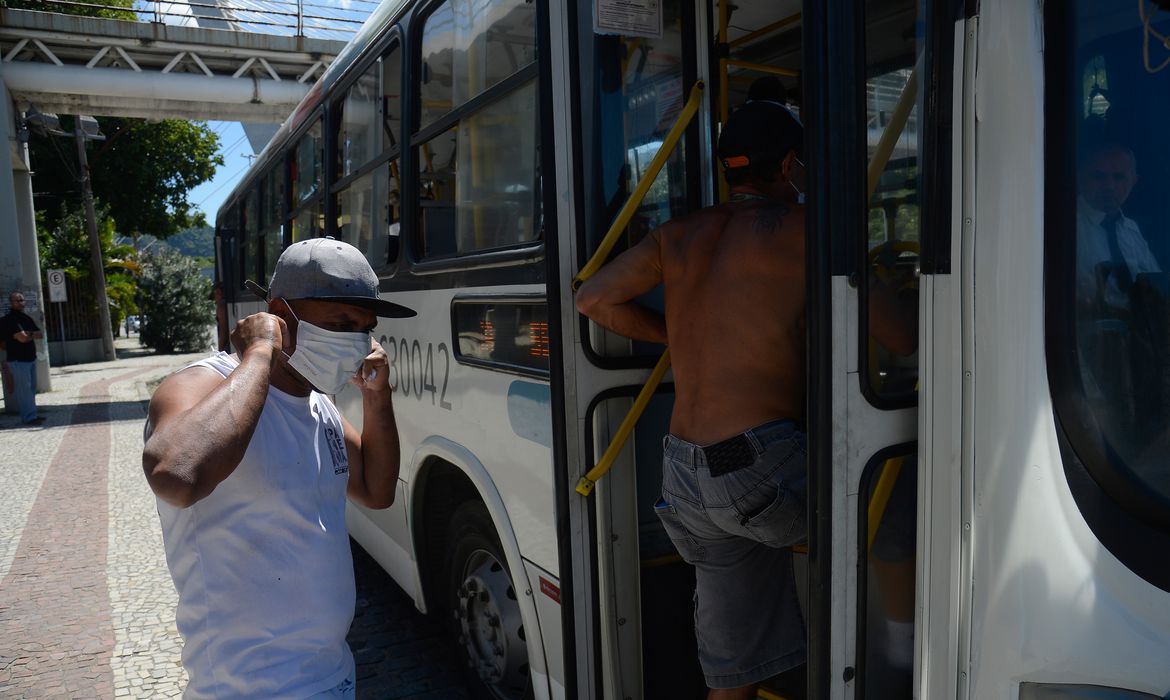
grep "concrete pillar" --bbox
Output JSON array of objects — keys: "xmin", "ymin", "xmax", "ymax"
[{"xmin": 0, "ymin": 82, "xmax": 51, "ymax": 416}]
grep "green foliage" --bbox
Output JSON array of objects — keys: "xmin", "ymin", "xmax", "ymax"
[
  {"xmin": 37, "ymin": 200, "xmax": 139, "ymax": 334},
  {"xmin": 29, "ymin": 118, "xmax": 222, "ymax": 239},
  {"xmin": 36, "ymin": 200, "xmax": 134, "ymax": 275},
  {"xmin": 0, "ymin": 0, "xmax": 135, "ymax": 20},
  {"xmin": 138, "ymin": 249, "xmax": 213, "ymax": 354}
]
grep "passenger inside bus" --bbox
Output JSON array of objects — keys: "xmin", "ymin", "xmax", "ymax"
[{"xmin": 579, "ymin": 83, "xmax": 918, "ymax": 697}]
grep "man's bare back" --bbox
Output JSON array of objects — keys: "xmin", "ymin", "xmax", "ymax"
[
  {"xmin": 657, "ymin": 200, "xmax": 805, "ymax": 443},
  {"xmin": 575, "ymin": 197, "xmax": 806, "ymax": 445}
]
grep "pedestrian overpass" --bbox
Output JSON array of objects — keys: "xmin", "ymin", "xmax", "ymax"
[{"xmin": 0, "ymin": 1, "xmax": 368, "ymax": 405}]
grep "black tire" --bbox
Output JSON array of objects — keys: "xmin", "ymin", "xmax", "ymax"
[{"xmin": 443, "ymin": 501, "xmax": 534, "ymax": 700}]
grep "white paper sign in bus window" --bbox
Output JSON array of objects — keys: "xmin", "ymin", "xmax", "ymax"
[{"xmin": 594, "ymin": 0, "xmax": 662, "ymax": 39}]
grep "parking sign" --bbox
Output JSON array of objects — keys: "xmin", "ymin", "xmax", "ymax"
[{"xmin": 47, "ymin": 269, "xmax": 67, "ymax": 303}]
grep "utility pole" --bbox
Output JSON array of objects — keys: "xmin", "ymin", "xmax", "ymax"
[{"xmin": 74, "ymin": 116, "xmax": 116, "ymax": 362}]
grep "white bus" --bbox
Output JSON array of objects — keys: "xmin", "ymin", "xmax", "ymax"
[{"xmin": 214, "ymin": 0, "xmax": 1170, "ymax": 698}]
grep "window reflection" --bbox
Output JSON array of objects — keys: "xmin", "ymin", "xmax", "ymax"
[
  {"xmin": 419, "ymin": 0, "xmax": 537, "ymax": 127},
  {"xmin": 1070, "ymin": 2, "xmax": 1170, "ymax": 505},
  {"xmin": 418, "ymin": 82, "xmax": 539, "ymax": 257},
  {"xmin": 863, "ymin": 2, "xmax": 921, "ymax": 402}
]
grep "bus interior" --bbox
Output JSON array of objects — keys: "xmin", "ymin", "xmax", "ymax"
[{"xmin": 580, "ymin": 0, "xmax": 925, "ymax": 697}]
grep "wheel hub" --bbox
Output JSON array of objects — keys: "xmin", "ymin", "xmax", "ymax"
[{"xmin": 454, "ymin": 549, "xmax": 528, "ymax": 699}]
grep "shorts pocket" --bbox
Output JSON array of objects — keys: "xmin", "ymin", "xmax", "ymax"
[
  {"xmin": 654, "ymin": 497, "xmax": 706, "ymax": 563},
  {"xmin": 736, "ymin": 484, "xmax": 805, "ymax": 548}
]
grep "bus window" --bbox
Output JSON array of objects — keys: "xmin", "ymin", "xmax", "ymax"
[
  {"xmin": 1049, "ymin": 2, "xmax": 1170, "ymax": 547},
  {"xmin": 583, "ymin": 2, "xmax": 693, "ymax": 362},
  {"xmin": 241, "ymin": 188, "xmax": 259, "ymax": 287},
  {"xmin": 261, "ymin": 168, "xmax": 285, "ymax": 281},
  {"xmin": 292, "ymin": 200, "xmax": 324, "ymax": 242},
  {"xmin": 416, "ymin": 0, "xmax": 539, "ymax": 259},
  {"xmin": 337, "ymin": 44, "xmax": 403, "ymax": 269},
  {"xmin": 384, "ymin": 45, "xmax": 402, "ymax": 263},
  {"xmin": 293, "ymin": 119, "xmax": 323, "ymax": 206},
  {"xmin": 417, "ymin": 0, "xmax": 536, "ymax": 130},
  {"xmin": 291, "ymin": 118, "xmax": 324, "ymax": 242},
  {"xmin": 859, "ymin": 447, "xmax": 918, "ymax": 700},
  {"xmin": 219, "ymin": 202, "xmax": 240, "ymax": 295},
  {"xmin": 861, "ymin": 0, "xmax": 925, "ymax": 405},
  {"xmin": 339, "ymin": 58, "xmax": 380, "ymax": 179}
]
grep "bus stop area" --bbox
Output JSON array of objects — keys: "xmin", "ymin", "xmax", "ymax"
[{"xmin": 0, "ymin": 337, "xmax": 469, "ymax": 699}]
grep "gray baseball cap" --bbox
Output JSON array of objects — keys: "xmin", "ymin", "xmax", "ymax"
[{"xmin": 245, "ymin": 237, "xmax": 415, "ymax": 318}]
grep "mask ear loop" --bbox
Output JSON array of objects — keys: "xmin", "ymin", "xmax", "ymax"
[
  {"xmin": 790, "ymin": 157, "xmax": 806, "ymax": 205},
  {"xmin": 278, "ymin": 297, "xmax": 298, "ymax": 362}
]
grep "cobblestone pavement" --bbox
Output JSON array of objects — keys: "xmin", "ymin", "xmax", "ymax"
[{"xmin": 0, "ymin": 337, "xmax": 472, "ymax": 699}]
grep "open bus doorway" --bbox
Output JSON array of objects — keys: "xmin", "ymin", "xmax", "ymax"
[{"xmin": 577, "ymin": 0, "xmax": 927, "ymax": 697}]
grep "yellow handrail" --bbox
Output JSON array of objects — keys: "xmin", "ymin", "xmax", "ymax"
[
  {"xmin": 571, "ymin": 82, "xmax": 705, "ymax": 497},
  {"xmin": 725, "ymin": 59, "xmax": 800, "ymax": 78},
  {"xmin": 867, "ymin": 54, "xmax": 922, "ymax": 199},
  {"xmin": 866, "ymin": 456, "xmax": 906, "ymax": 551},
  {"xmin": 576, "ymin": 350, "xmax": 672, "ymax": 496},
  {"xmin": 572, "ymin": 80, "xmax": 705, "ymax": 291}
]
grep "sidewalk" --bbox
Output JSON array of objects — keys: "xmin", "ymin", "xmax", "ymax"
[{"xmin": 0, "ymin": 335, "xmax": 205, "ymax": 698}]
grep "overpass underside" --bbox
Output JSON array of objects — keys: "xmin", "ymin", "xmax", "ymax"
[
  {"xmin": 0, "ymin": 8, "xmax": 347, "ymax": 121},
  {"xmin": 0, "ymin": 6, "xmax": 352, "ymax": 399}
]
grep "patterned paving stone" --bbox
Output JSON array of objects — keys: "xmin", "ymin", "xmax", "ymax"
[{"xmin": 0, "ymin": 338, "xmax": 476, "ymax": 699}]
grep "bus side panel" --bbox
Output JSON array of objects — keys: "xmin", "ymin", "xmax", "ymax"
[{"xmin": 967, "ymin": 1, "xmax": 1170, "ymax": 695}]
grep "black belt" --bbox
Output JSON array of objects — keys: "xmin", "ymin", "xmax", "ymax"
[{"xmin": 701, "ymin": 433, "xmax": 758, "ymax": 477}]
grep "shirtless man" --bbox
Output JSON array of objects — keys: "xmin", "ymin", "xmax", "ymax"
[{"xmin": 577, "ymin": 99, "xmax": 913, "ymax": 698}]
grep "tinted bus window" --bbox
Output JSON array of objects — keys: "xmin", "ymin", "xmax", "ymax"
[
  {"xmin": 1054, "ymin": 2, "xmax": 1170, "ymax": 521},
  {"xmin": 418, "ymin": 0, "xmax": 537, "ymax": 128},
  {"xmin": 340, "ymin": 61, "xmax": 380, "ymax": 178},
  {"xmin": 293, "ymin": 119, "xmax": 323, "ymax": 205},
  {"xmin": 241, "ymin": 189, "xmax": 259, "ymax": 286},
  {"xmin": 416, "ymin": 0, "xmax": 539, "ymax": 259},
  {"xmin": 261, "ymin": 169, "xmax": 285, "ymax": 281},
  {"xmin": 861, "ymin": 0, "xmax": 925, "ymax": 405},
  {"xmin": 337, "ymin": 45, "xmax": 403, "ymax": 268}
]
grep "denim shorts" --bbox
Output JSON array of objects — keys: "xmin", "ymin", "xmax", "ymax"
[{"xmin": 654, "ymin": 419, "xmax": 807, "ymax": 689}]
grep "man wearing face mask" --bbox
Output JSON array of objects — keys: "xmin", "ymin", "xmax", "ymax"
[{"xmin": 142, "ymin": 237, "xmax": 414, "ymax": 700}]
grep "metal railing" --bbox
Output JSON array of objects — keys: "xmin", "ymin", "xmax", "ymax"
[{"xmin": 2, "ymin": 0, "xmax": 375, "ymax": 39}]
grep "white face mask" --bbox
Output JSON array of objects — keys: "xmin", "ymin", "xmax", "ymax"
[{"xmin": 282, "ymin": 300, "xmax": 372, "ymax": 395}]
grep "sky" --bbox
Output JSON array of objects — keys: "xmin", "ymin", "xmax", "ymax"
[
  {"xmin": 187, "ymin": 121, "xmax": 257, "ymax": 224},
  {"xmin": 173, "ymin": 1, "xmax": 378, "ymax": 225}
]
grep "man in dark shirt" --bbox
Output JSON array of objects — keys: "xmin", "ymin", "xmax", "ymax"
[{"xmin": 1, "ymin": 292, "xmax": 45, "ymax": 425}]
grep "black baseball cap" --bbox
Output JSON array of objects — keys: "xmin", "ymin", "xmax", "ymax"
[{"xmin": 718, "ymin": 99, "xmax": 804, "ymax": 170}]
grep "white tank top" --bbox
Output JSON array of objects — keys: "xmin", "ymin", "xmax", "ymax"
[{"xmin": 154, "ymin": 352, "xmax": 355, "ymax": 699}]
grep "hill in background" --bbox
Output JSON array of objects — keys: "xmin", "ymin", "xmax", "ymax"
[{"xmin": 118, "ymin": 226, "xmax": 214, "ymax": 259}]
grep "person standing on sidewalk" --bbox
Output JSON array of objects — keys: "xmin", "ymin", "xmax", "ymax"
[
  {"xmin": 142, "ymin": 238, "xmax": 415, "ymax": 699},
  {"xmin": 1, "ymin": 291, "xmax": 45, "ymax": 425}
]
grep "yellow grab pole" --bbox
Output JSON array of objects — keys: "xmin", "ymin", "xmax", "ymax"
[
  {"xmin": 576, "ymin": 349, "xmax": 672, "ymax": 496},
  {"xmin": 572, "ymin": 81, "xmax": 705, "ymax": 290},
  {"xmin": 866, "ymin": 54, "xmax": 922, "ymax": 200},
  {"xmin": 725, "ymin": 59, "xmax": 800, "ymax": 78},
  {"xmin": 866, "ymin": 456, "xmax": 906, "ymax": 552}
]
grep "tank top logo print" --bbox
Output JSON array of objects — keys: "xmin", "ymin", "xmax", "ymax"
[{"xmin": 324, "ymin": 423, "xmax": 348, "ymax": 475}]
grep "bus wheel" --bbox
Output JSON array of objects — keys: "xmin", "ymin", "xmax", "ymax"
[{"xmin": 444, "ymin": 501, "xmax": 532, "ymax": 700}]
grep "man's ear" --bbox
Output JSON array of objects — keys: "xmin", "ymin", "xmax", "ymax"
[{"xmin": 781, "ymin": 150, "xmax": 799, "ymax": 181}]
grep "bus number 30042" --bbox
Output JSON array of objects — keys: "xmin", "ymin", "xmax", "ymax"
[{"xmin": 380, "ymin": 336, "xmax": 453, "ymax": 410}]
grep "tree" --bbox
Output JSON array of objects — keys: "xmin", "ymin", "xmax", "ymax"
[
  {"xmin": 37, "ymin": 200, "xmax": 139, "ymax": 335},
  {"xmin": 0, "ymin": 0, "xmax": 135, "ymax": 19},
  {"xmin": 29, "ymin": 118, "xmax": 222, "ymax": 239},
  {"xmin": 138, "ymin": 249, "xmax": 213, "ymax": 354}
]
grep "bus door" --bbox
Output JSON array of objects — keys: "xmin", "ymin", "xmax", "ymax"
[{"xmin": 804, "ymin": 0, "xmax": 962, "ymax": 697}]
